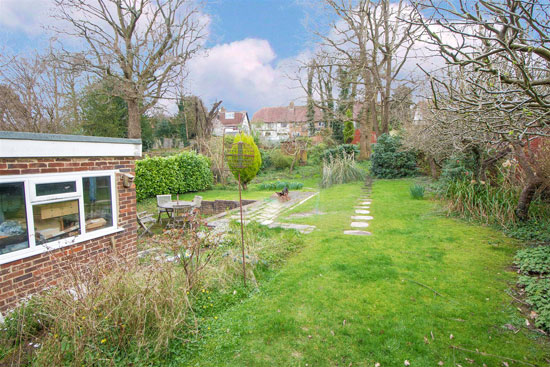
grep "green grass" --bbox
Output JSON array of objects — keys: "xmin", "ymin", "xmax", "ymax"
[{"xmin": 175, "ymin": 179, "xmax": 550, "ymax": 366}]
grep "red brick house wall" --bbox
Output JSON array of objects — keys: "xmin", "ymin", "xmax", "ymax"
[{"xmin": 0, "ymin": 157, "xmax": 138, "ymax": 312}]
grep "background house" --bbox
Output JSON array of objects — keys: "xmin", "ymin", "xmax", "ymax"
[
  {"xmin": 212, "ymin": 108, "xmax": 251, "ymax": 136},
  {"xmin": 251, "ymin": 102, "xmax": 324, "ymax": 143},
  {"xmin": 0, "ymin": 131, "xmax": 141, "ymax": 312}
]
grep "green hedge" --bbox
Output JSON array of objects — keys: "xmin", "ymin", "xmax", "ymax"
[{"xmin": 135, "ymin": 152, "xmax": 213, "ymax": 201}]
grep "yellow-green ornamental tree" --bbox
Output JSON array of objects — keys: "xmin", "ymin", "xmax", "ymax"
[{"xmin": 227, "ymin": 133, "xmax": 262, "ymax": 189}]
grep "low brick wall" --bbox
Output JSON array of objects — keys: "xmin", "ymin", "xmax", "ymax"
[
  {"xmin": 200, "ymin": 199, "xmax": 256, "ymax": 216},
  {"xmin": 0, "ymin": 156, "xmax": 138, "ymax": 312}
]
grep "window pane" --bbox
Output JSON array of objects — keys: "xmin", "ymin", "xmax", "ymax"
[
  {"xmin": 83, "ymin": 176, "xmax": 113, "ymax": 232},
  {"xmin": 0, "ymin": 183, "xmax": 29, "ymax": 255},
  {"xmin": 36, "ymin": 181, "xmax": 76, "ymax": 196},
  {"xmin": 33, "ymin": 200, "xmax": 80, "ymax": 245}
]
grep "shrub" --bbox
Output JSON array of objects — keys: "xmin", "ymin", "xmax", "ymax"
[
  {"xmin": 439, "ymin": 154, "xmax": 477, "ymax": 187},
  {"xmin": 505, "ymin": 220, "xmax": 550, "ymax": 244},
  {"xmin": 321, "ymin": 154, "xmax": 366, "ymax": 188},
  {"xmin": 343, "ymin": 120, "xmax": 355, "ymax": 144},
  {"xmin": 515, "ymin": 245, "xmax": 550, "ymax": 274},
  {"xmin": 516, "ymin": 245, "xmax": 550, "ymax": 331},
  {"xmin": 371, "ymin": 134, "xmax": 417, "ymax": 178},
  {"xmin": 410, "ymin": 184, "xmax": 425, "ymax": 199},
  {"xmin": 135, "ymin": 152, "xmax": 213, "ymax": 201},
  {"xmin": 227, "ymin": 133, "xmax": 262, "ymax": 188},
  {"xmin": 320, "ymin": 144, "xmax": 360, "ymax": 162},
  {"xmin": 259, "ymin": 148, "xmax": 272, "ymax": 170},
  {"xmin": 270, "ymin": 150, "xmax": 293, "ymax": 170}
]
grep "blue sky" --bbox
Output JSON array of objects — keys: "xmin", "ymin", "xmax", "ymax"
[
  {"xmin": 205, "ymin": 0, "xmax": 310, "ymax": 62},
  {"xmin": 0, "ymin": 0, "xmax": 317, "ymax": 116}
]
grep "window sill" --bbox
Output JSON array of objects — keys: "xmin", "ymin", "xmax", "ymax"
[{"xmin": 0, "ymin": 227, "xmax": 126, "ymax": 266}]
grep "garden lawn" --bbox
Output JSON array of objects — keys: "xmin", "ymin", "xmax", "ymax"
[{"xmin": 180, "ymin": 179, "xmax": 550, "ymax": 366}]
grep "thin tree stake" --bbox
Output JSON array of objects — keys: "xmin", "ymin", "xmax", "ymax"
[
  {"xmin": 450, "ymin": 345, "xmax": 537, "ymax": 367},
  {"xmin": 238, "ymin": 172, "xmax": 246, "ymax": 287},
  {"xmin": 406, "ymin": 279, "xmax": 444, "ymax": 297}
]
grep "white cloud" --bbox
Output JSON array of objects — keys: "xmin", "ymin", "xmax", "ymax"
[
  {"xmin": 186, "ymin": 38, "xmax": 304, "ymax": 115},
  {"xmin": 0, "ymin": 0, "xmax": 54, "ymax": 35}
]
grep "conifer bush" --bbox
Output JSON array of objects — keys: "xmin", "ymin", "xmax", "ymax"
[
  {"xmin": 227, "ymin": 133, "xmax": 262, "ymax": 189},
  {"xmin": 371, "ymin": 134, "xmax": 417, "ymax": 178}
]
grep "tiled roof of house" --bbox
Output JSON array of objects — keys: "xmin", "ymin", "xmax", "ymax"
[
  {"xmin": 252, "ymin": 102, "xmax": 366, "ymax": 123},
  {"xmin": 217, "ymin": 111, "xmax": 247, "ymax": 127},
  {"xmin": 251, "ymin": 103, "xmax": 323, "ymax": 123}
]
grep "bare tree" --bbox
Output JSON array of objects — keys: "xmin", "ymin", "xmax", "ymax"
[
  {"xmin": 300, "ymin": 0, "xmax": 420, "ymax": 158},
  {"xmin": 413, "ymin": 0, "xmax": 550, "ymax": 220},
  {"xmin": 53, "ymin": 0, "xmax": 207, "ymax": 138},
  {"xmin": 0, "ymin": 49, "xmax": 83, "ymax": 133}
]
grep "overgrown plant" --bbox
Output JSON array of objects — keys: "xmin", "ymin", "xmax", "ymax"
[
  {"xmin": 410, "ymin": 184, "xmax": 425, "ymax": 200},
  {"xmin": 1, "ymin": 256, "xmax": 192, "ymax": 366},
  {"xmin": 515, "ymin": 245, "xmax": 550, "ymax": 332},
  {"xmin": 321, "ymin": 153, "xmax": 366, "ymax": 188}
]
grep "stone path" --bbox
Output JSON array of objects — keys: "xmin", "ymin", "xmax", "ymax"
[
  {"xmin": 345, "ymin": 176, "xmax": 373, "ymax": 236},
  {"xmin": 207, "ymin": 191, "xmax": 318, "ymax": 234}
]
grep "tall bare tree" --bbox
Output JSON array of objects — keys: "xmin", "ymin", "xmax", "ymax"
[
  {"xmin": 414, "ymin": 0, "xmax": 550, "ymax": 220},
  {"xmin": 0, "ymin": 49, "xmax": 83, "ymax": 133},
  {"xmin": 53, "ymin": 0, "xmax": 207, "ymax": 138}
]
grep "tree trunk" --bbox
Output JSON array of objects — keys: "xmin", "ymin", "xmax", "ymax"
[
  {"xmin": 127, "ymin": 99, "xmax": 141, "ymax": 138},
  {"xmin": 516, "ymin": 178, "xmax": 542, "ymax": 221},
  {"xmin": 429, "ymin": 156, "xmax": 439, "ymax": 179},
  {"xmin": 512, "ymin": 143, "xmax": 541, "ymax": 221}
]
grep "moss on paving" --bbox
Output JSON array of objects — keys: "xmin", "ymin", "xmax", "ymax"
[{"xmin": 180, "ymin": 179, "xmax": 550, "ymax": 366}]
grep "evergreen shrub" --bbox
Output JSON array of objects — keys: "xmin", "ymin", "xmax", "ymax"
[
  {"xmin": 270, "ymin": 150, "xmax": 293, "ymax": 170},
  {"xmin": 135, "ymin": 152, "xmax": 213, "ymax": 201},
  {"xmin": 227, "ymin": 133, "xmax": 262, "ymax": 187},
  {"xmin": 371, "ymin": 134, "xmax": 417, "ymax": 178}
]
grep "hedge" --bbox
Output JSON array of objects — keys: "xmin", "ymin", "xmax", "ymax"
[{"xmin": 135, "ymin": 152, "xmax": 213, "ymax": 201}]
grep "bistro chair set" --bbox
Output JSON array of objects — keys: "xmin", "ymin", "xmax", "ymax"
[{"xmin": 137, "ymin": 194, "xmax": 203, "ymax": 237}]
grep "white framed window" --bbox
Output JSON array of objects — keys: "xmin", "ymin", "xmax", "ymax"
[{"xmin": 0, "ymin": 170, "xmax": 120, "ymax": 265}]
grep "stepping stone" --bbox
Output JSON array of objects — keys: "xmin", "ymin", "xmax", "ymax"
[
  {"xmin": 351, "ymin": 222, "xmax": 369, "ymax": 228},
  {"xmin": 354, "ymin": 206, "xmax": 370, "ymax": 210},
  {"xmin": 344, "ymin": 230, "xmax": 372, "ymax": 236},
  {"xmin": 355, "ymin": 209, "xmax": 370, "ymax": 214},
  {"xmin": 351, "ymin": 215, "xmax": 373, "ymax": 220},
  {"xmin": 361, "ymin": 201, "xmax": 371, "ymax": 205}
]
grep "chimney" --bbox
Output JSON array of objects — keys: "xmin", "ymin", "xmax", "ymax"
[
  {"xmin": 289, "ymin": 101, "xmax": 294, "ymax": 109},
  {"xmin": 221, "ymin": 106, "xmax": 226, "ymax": 113}
]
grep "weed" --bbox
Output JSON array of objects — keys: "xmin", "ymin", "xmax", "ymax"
[{"xmin": 409, "ymin": 184, "xmax": 425, "ymax": 199}]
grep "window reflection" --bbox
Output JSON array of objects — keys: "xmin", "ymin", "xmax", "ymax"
[
  {"xmin": 33, "ymin": 200, "xmax": 80, "ymax": 245},
  {"xmin": 0, "ymin": 183, "xmax": 29, "ymax": 255},
  {"xmin": 83, "ymin": 176, "xmax": 113, "ymax": 232}
]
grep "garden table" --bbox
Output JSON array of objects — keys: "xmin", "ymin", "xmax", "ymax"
[{"xmin": 158, "ymin": 201, "xmax": 196, "ymax": 228}]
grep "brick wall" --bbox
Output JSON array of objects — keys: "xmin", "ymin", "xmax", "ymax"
[{"xmin": 0, "ymin": 157, "xmax": 138, "ymax": 312}]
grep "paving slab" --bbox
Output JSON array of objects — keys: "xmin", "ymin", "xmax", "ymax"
[
  {"xmin": 351, "ymin": 215, "xmax": 374, "ymax": 220},
  {"xmin": 354, "ymin": 206, "xmax": 370, "ymax": 210},
  {"xmin": 344, "ymin": 230, "xmax": 372, "ymax": 236},
  {"xmin": 361, "ymin": 201, "xmax": 372, "ymax": 205},
  {"xmin": 351, "ymin": 222, "xmax": 369, "ymax": 228},
  {"xmin": 268, "ymin": 222, "xmax": 316, "ymax": 234},
  {"xmin": 355, "ymin": 209, "xmax": 370, "ymax": 214}
]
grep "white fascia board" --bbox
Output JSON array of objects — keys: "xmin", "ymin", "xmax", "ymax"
[{"xmin": 0, "ymin": 139, "xmax": 142, "ymax": 158}]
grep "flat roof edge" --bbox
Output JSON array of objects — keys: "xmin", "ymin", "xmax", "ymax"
[{"xmin": 0, "ymin": 131, "xmax": 142, "ymax": 145}]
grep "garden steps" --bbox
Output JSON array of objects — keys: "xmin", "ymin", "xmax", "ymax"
[{"xmin": 345, "ymin": 177, "xmax": 373, "ymax": 236}]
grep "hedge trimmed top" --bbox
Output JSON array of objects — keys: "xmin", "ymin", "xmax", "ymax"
[{"xmin": 135, "ymin": 152, "xmax": 213, "ymax": 201}]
